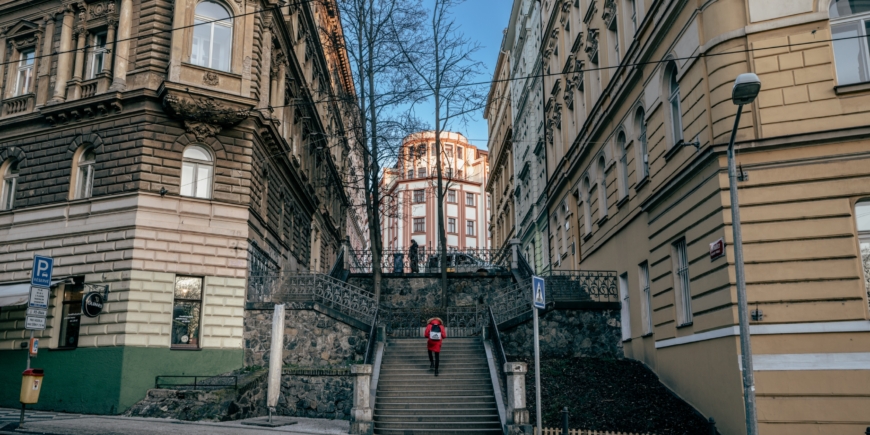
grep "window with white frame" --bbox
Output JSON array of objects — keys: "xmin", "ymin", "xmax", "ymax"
[
  {"xmin": 75, "ymin": 148, "xmax": 96, "ymax": 199},
  {"xmin": 830, "ymin": 0, "xmax": 870, "ymax": 85},
  {"xmin": 638, "ymin": 261, "xmax": 652, "ymax": 335},
  {"xmin": 466, "ymin": 220, "xmax": 475, "ymax": 236},
  {"xmin": 608, "ymin": 15, "xmax": 620, "ymax": 66},
  {"xmin": 619, "ymin": 272, "xmax": 631, "ymax": 341},
  {"xmin": 635, "ymin": 107, "xmax": 649, "ymax": 180},
  {"xmin": 855, "ymin": 200, "xmax": 870, "ymax": 308},
  {"xmin": 89, "ymin": 32, "xmax": 108, "ymax": 79},
  {"xmin": 666, "ymin": 61, "xmax": 683, "ymax": 147},
  {"xmin": 14, "ymin": 50, "xmax": 35, "ymax": 97},
  {"xmin": 672, "ymin": 237, "xmax": 692, "ymax": 326},
  {"xmin": 181, "ymin": 145, "xmax": 214, "ymax": 199},
  {"xmin": 629, "ymin": 0, "xmax": 638, "ymax": 33},
  {"xmin": 1, "ymin": 159, "xmax": 19, "ymax": 211},
  {"xmin": 617, "ymin": 131, "xmax": 628, "ymax": 198},
  {"xmin": 191, "ymin": 1, "xmax": 232, "ymax": 72}
]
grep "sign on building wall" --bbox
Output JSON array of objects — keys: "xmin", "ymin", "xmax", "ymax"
[{"xmin": 709, "ymin": 238, "xmax": 725, "ymax": 261}]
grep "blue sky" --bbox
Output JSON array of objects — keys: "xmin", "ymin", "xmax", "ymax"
[{"xmin": 413, "ymin": 0, "xmax": 513, "ymax": 150}]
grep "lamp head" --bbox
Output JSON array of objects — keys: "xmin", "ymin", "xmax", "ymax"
[{"xmin": 732, "ymin": 73, "xmax": 761, "ymax": 105}]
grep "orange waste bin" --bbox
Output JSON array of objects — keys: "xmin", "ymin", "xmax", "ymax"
[{"xmin": 20, "ymin": 369, "xmax": 44, "ymax": 404}]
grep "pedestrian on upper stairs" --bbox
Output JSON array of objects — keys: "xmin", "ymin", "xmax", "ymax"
[
  {"xmin": 425, "ymin": 317, "xmax": 445, "ymax": 377},
  {"xmin": 409, "ymin": 240, "xmax": 420, "ymax": 273}
]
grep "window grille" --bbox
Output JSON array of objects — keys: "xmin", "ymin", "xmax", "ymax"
[{"xmin": 672, "ymin": 238, "xmax": 692, "ymax": 326}]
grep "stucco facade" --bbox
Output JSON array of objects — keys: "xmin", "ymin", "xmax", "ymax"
[
  {"xmin": 485, "ymin": 38, "xmax": 516, "ymax": 256},
  {"xmin": 538, "ymin": 0, "xmax": 870, "ymax": 433}
]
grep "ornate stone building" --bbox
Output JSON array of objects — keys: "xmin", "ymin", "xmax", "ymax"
[
  {"xmin": 0, "ymin": 0, "xmax": 359, "ymax": 414},
  {"xmin": 539, "ymin": 0, "xmax": 870, "ymax": 433},
  {"xmin": 484, "ymin": 34, "xmax": 515, "ymax": 256}
]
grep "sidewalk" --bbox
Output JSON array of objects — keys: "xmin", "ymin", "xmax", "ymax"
[{"xmin": 0, "ymin": 408, "xmax": 350, "ymax": 435}]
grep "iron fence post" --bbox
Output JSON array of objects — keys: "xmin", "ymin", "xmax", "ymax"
[{"xmin": 561, "ymin": 407, "xmax": 568, "ymax": 435}]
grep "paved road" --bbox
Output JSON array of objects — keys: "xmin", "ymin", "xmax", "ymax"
[{"xmin": 0, "ymin": 408, "xmax": 349, "ymax": 435}]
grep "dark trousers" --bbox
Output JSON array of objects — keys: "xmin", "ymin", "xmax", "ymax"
[{"xmin": 428, "ymin": 350, "xmax": 440, "ymax": 369}]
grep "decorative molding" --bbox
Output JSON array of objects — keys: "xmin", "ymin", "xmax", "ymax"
[
  {"xmin": 162, "ymin": 94, "xmax": 251, "ymax": 126},
  {"xmin": 655, "ymin": 321, "xmax": 870, "ymax": 349},
  {"xmin": 185, "ymin": 121, "xmax": 222, "ymax": 141},
  {"xmin": 602, "ymin": 0, "xmax": 616, "ymax": 28},
  {"xmin": 585, "ymin": 29, "xmax": 599, "ymax": 63},
  {"xmin": 741, "ymin": 353, "xmax": 870, "ymax": 371},
  {"xmin": 202, "ymin": 71, "xmax": 220, "ymax": 86}
]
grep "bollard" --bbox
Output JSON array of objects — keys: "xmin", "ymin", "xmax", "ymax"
[
  {"xmin": 561, "ymin": 407, "xmax": 568, "ymax": 435},
  {"xmin": 709, "ymin": 417, "xmax": 717, "ymax": 435}
]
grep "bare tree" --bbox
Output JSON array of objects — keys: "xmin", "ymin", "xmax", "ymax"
[
  {"xmin": 393, "ymin": 0, "xmax": 487, "ymax": 307},
  {"xmin": 336, "ymin": 0, "xmax": 425, "ymax": 300}
]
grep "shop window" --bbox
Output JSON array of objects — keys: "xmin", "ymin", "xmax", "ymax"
[
  {"xmin": 181, "ymin": 145, "xmax": 213, "ymax": 199},
  {"xmin": 830, "ymin": 0, "xmax": 870, "ymax": 85},
  {"xmin": 191, "ymin": 1, "xmax": 233, "ymax": 72},
  {"xmin": 58, "ymin": 284, "xmax": 84, "ymax": 349},
  {"xmin": 171, "ymin": 276, "xmax": 203, "ymax": 349}
]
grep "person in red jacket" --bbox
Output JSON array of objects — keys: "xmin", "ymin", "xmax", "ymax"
[{"xmin": 425, "ymin": 317, "xmax": 446, "ymax": 376}]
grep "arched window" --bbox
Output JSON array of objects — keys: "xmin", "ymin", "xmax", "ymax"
[
  {"xmin": 597, "ymin": 156, "xmax": 608, "ymax": 220},
  {"xmin": 191, "ymin": 1, "xmax": 232, "ymax": 72},
  {"xmin": 1, "ymin": 159, "xmax": 19, "ymax": 211},
  {"xmin": 581, "ymin": 177, "xmax": 592, "ymax": 234},
  {"xmin": 635, "ymin": 107, "xmax": 649, "ymax": 180},
  {"xmin": 855, "ymin": 199, "xmax": 870, "ymax": 300},
  {"xmin": 830, "ymin": 0, "xmax": 870, "ymax": 85},
  {"xmin": 181, "ymin": 145, "xmax": 214, "ymax": 199},
  {"xmin": 74, "ymin": 148, "xmax": 96, "ymax": 199},
  {"xmin": 617, "ymin": 131, "xmax": 628, "ymax": 198},
  {"xmin": 665, "ymin": 61, "xmax": 683, "ymax": 147}
]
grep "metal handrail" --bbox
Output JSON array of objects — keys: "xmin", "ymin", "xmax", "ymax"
[
  {"xmin": 488, "ymin": 306, "xmax": 508, "ymax": 380},
  {"xmin": 364, "ymin": 308, "xmax": 379, "ymax": 365},
  {"xmin": 328, "ymin": 248, "xmax": 346, "ymax": 279},
  {"xmin": 348, "ymin": 248, "xmax": 510, "ymax": 274},
  {"xmin": 155, "ymin": 375, "xmax": 238, "ymax": 390}
]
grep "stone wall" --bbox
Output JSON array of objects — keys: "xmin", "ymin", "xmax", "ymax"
[
  {"xmin": 276, "ymin": 375, "xmax": 354, "ymax": 420},
  {"xmin": 501, "ymin": 309, "xmax": 622, "ymax": 359},
  {"xmin": 349, "ymin": 275, "xmax": 514, "ymax": 307},
  {"xmin": 244, "ymin": 307, "xmax": 368, "ymax": 368}
]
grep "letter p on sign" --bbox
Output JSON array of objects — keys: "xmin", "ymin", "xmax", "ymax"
[{"xmin": 31, "ymin": 255, "xmax": 54, "ymax": 288}]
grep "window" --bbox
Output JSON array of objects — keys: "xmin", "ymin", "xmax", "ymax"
[
  {"xmin": 90, "ymin": 32, "xmax": 108, "ymax": 79},
  {"xmin": 672, "ymin": 238, "xmax": 692, "ymax": 326},
  {"xmin": 638, "ymin": 261, "xmax": 652, "ymax": 336},
  {"xmin": 597, "ymin": 156, "xmax": 608, "ymax": 220},
  {"xmin": 619, "ymin": 273, "xmax": 631, "ymax": 341},
  {"xmin": 1, "ymin": 159, "xmax": 19, "ymax": 211},
  {"xmin": 418, "ymin": 144, "xmax": 427, "ymax": 157},
  {"xmin": 413, "ymin": 189, "xmax": 425, "ymax": 203},
  {"xmin": 666, "ymin": 61, "xmax": 683, "ymax": 146},
  {"xmin": 487, "ymin": 194, "xmax": 492, "ymax": 210},
  {"xmin": 171, "ymin": 276, "xmax": 204, "ymax": 349},
  {"xmin": 417, "ymin": 167, "xmax": 427, "ymax": 178},
  {"xmin": 629, "ymin": 0, "xmax": 638, "ymax": 33},
  {"xmin": 14, "ymin": 50, "xmax": 35, "ymax": 96},
  {"xmin": 446, "ymin": 168, "xmax": 453, "ymax": 178},
  {"xmin": 58, "ymin": 283, "xmax": 84, "ymax": 349},
  {"xmin": 635, "ymin": 107, "xmax": 649, "ymax": 180},
  {"xmin": 617, "ymin": 131, "xmax": 628, "ymax": 198},
  {"xmin": 608, "ymin": 16, "xmax": 620, "ymax": 66},
  {"xmin": 457, "ymin": 146, "xmax": 464, "ymax": 160},
  {"xmin": 407, "ymin": 169, "xmax": 414, "ymax": 179},
  {"xmin": 466, "ymin": 220, "xmax": 475, "ymax": 236},
  {"xmin": 75, "ymin": 149, "xmax": 96, "ymax": 199},
  {"xmin": 466, "ymin": 192, "xmax": 475, "ymax": 206},
  {"xmin": 413, "ymin": 217, "xmax": 425, "ymax": 232},
  {"xmin": 431, "ymin": 143, "xmax": 437, "ymax": 156},
  {"xmin": 855, "ymin": 200, "xmax": 870, "ymax": 308},
  {"xmin": 448, "ymin": 218, "xmax": 456, "ymax": 233},
  {"xmin": 181, "ymin": 145, "xmax": 213, "ymax": 199},
  {"xmin": 445, "ymin": 145, "xmax": 453, "ymax": 158},
  {"xmin": 191, "ymin": 1, "xmax": 232, "ymax": 72},
  {"xmin": 448, "ymin": 190, "xmax": 456, "ymax": 203},
  {"xmin": 581, "ymin": 177, "xmax": 592, "ymax": 235},
  {"xmin": 831, "ymin": 0, "xmax": 870, "ymax": 85}
]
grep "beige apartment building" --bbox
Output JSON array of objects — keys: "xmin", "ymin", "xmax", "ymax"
[
  {"xmin": 485, "ymin": 45, "xmax": 516, "ymax": 255},
  {"xmin": 538, "ymin": 0, "xmax": 870, "ymax": 433}
]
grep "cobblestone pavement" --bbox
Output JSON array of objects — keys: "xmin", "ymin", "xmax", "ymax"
[{"xmin": 0, "ymin": 408, "xmax": 349, "ymax": 435}]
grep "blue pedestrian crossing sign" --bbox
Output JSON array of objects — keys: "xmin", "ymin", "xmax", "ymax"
[
  {"xmin": 31, "ymin": 255, "xmax": 54, "ymax": 288},
  {"xmin": 532, "ymin": 275, "xmax": 546, "ymax": 309}
]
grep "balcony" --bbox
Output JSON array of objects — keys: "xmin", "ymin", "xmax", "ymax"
[{"xmin": 2, "ymin": 93, "xmax": 34, "ymax": 117}]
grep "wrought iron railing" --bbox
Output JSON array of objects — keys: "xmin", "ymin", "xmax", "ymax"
[
  {"xmin": 487, "ymin": 306, "xmax": 508, "ymax": 389},
  {"xmin": 347, "ymin": 248, "xmax": 509, "ymax": 274},
  {"xmin": 542, "ymin": 270, "xmax": 618, "ymax": 303},
  {"xmin": 491, "ymin": 279, "xmax": 532, "ymax": 326},
  {"xmin": 155, "ymin": 375, "xmax": 238, "ymax": 390},
  {"xmin": 246, "ymin": 242, "xmax": 281, "ymax": 303},
  {"xmin": 328, "ymin": 248, "xmax": 346, "ymax": 280},
  {"xmin": 517, "ymin": 251, "xmax": 535, "ymax": 279},
  {"xmin": 254, "ymin": 273, "xmax": 378, "ymax": 326},
  {"xmin": 378, "ymin": 305, "xmax": 486, "ymax": 337},
  {"xmin": 364, "ymin": 308, "xmax": 379, "ymax": 365}
]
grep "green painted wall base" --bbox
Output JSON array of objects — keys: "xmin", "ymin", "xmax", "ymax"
[{"xmin": 0, "ymin": 347, "xmax": 243, "ymax": 415}]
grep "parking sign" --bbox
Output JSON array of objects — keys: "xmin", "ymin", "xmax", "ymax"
[
  {"xmin": 31, "ymin": 256, "xmax": 53, "ymax": 288},
  {"xmin": 532, "ymin": 275, "xmax": 546, "ymax": 310}
]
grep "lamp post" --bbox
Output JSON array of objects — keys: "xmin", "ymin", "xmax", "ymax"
[{"xmin": 729, "ymin": 73, "xmax": 761, "ymax": 435}]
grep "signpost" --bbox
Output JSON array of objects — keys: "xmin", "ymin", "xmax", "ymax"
[
  {"xmin": 531, "ymin": 275, "xmax": 546, "ymax": 435},
  {"xmin": 26, "ymin": 256, "xmax": 53, "ymax": 369},
  {"xmin": 30, "ymin": 256, "xmax": 54, "ymax": 288}
]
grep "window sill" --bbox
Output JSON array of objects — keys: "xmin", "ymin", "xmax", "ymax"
[
  {"xmin": 676, "ymin": 321, "xmax": 693, "ymax": 329},
  {"xmin": 597, "ymin": 215, "xmax": 609, "ymax": 225},
  {"xmin": 635, "ymin": 176, "xmax": 650, "ymax": 190},
  {"xmin": 622, "ymin": 338, "xmax": 632, "ymax": 343},
  {"xmin": 835, "ymin": 81, "xmax": 870, "ymax": 95},
  {"xmin": 180, "ymin": 62, "xmax": 243, "ymax": 80},
  {"xmin": 641, "ymin": 332, "xmax": 654, "ymax": 338},
  {"xmin": 583, "ymin": 232, "xmax": 593, "ymax": 241},
  {"xmin": 616, "ymin": 195, "xmax": 629, "ymax": 208},
  {"xmin": 663, "ymin": 142, "xmax": 683, "ymax": 161}
]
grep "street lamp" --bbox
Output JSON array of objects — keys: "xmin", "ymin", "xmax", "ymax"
[{"xmin": 729, "ymin": 73, "xmax": 761, "ymax": 435}]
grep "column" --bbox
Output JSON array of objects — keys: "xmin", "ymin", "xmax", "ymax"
[
  {"xmin": 51, "ymin": 5, "xmax": 75, "ymax": 103},
  {"xmin": 109, "ymin": 0, "xmax": 132, "ymax": 91},
  {"xmin": 36, "ymin": 15, "xmax": 56, "ymax": 106},
  {"xmin": 259, "ymin": 19, "xmax": 273, "ymax": 115},
  {"xmin": 0, "ymin": 30, "xmax": 7, "ymax": 105},
  {"xmin": 505, "ymin": 362, "xmax": 531, "ymax": 429},
  {"xmin": 68, "ymin": 19, "xmax": 87, "ymax": 100},
  {"xmin": 349, "ymin": 364, "xmax": 373, "ymax": 435},
  {"xmin": 274, "ymin": 61, "xmax": 286, "ymax": 121},
  {"xmin": 103, "ymin": 20, "xmax": 116, "ymax": 75}
]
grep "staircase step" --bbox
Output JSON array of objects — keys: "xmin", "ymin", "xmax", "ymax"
[
  {"xmin": 374, "ymin": 429, "xmax": 502, "ymax": 435},
  {"xmin": 378, "ymin": 386, "xmax": 493, "ymax": 393},
  {"xmin": 374, "ymin": 396, "xmax": 496, "ymax": 404},
  {"xmin": 374, "ymin": 408, "xmax": 497, "ymax": 416},
  {"xmin": 376, "ymin": 391, "xmax": 495, "ymax": 399},
  {"xmin": 375, "ymin": 422, "xmax": 501, "ymax": 430},
  {"xmin": 377, "ymin": 379, "xmax": 492, "ymax": 387},
  {"xmin": 374, "ymin": 415, "xmax": 500, "ymax": 423}
]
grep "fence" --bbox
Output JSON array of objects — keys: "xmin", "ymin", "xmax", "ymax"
[
  {"xmin": 543, "ymin": 270, "xmax": 618, "ymax": 304},
  {"xmin": 379, "ymin": 305, "xmax": 487, "ymax": 337},
  {"xmin": 154, "ymin": 376, "xmax": 238, "ymax": 390},
  {"xmin": 535, "ymin": 429, "xmax": 657, "ymax": 435},
  {"xmin": 347, "ymin": 248, "xmax": 510, "ymax": 274}
]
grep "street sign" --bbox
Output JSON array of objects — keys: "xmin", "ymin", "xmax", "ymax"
[
  {"xmin": 710, "ymin": 238, "xmax": 725, "ymax": 261},
  {"xmin": 25, "ymin": 316, "xmax": 46, "ymax": 330},
  {"xmin": 31, "ymin": 256, "xmax": 54, "ymax": 288},
  {"xmin": 532, "ymin": 275, "xmax": 546, "ymax": 310},
  {"xmin": 28, "ymin": 287, "xmax": 49, "ymax": 310},
  {"xmin": 26, "ymin": 308, "xmax": 47, "ymax": 318}
]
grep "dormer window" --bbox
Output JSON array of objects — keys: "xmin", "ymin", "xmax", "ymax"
[
  {"xmin": 191, "ymin": 1, "xmax": 232, "ymax": 72},
  {"xmin": 14, "ymin": 50, "xmax": 34, "ymax": 96}
]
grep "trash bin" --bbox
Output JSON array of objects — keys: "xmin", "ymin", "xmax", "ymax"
[{"xmin": 20, "ymin": 369, "xmax": 44, "ymax": 404}]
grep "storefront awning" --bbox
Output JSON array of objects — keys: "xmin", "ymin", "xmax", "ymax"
[{"xmin": 0, "ymin": 280, "xmax": 65, "ymax": 307}]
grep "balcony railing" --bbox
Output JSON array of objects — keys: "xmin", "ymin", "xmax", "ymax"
[
  {"xmin": 2, "ymin": 94, "xmax": 34, "ymax": 116},
  {"xmin": 347, "ymin": 248, "xmax": 510, "ymax": 274}
]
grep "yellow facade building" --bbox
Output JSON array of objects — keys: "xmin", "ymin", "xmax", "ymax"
[{"xmin": 538, "ymin": 0, "xmax": 870, "ymax": 433}]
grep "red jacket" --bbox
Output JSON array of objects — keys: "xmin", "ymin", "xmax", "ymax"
[{"xmin": 425, "ymin": 320, "xmax": 446, "ymax": 352}]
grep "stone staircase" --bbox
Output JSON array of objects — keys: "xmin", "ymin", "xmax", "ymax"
[{"xmin": 374, "ymin": 337, "xmax": 502, "ymax": 435}]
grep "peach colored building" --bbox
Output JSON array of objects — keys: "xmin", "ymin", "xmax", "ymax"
[{"xmin": 381, "ymin": 131, "xmax": 492, "ymax": 251}]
